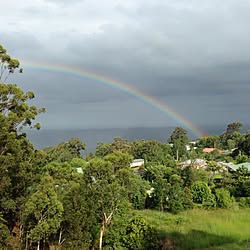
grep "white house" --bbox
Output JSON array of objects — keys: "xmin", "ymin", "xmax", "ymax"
[{"xmin": 130, "ymin": 159, "xmax": 144, "ymax": 168}]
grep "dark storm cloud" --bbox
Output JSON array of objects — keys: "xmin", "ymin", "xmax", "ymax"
[{"xmin": 1, "ymin": 0, "xmax": 250, "ymax": 128}]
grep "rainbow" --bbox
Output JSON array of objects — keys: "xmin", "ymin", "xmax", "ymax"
[{"xmin": 22, "ymin": 60, "xmax": 204, "ymax": 138}]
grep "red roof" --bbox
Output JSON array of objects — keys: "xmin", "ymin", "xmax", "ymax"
[{"xmin": 203, "ymin": 148, "xmax": 223, "ymax": 153}]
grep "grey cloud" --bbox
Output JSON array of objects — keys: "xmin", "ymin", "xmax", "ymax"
[
  {"xmin": 43, "ymin": 0, "xmax": 85, "ymax": 5},
  {"xmin": 1, "ymin": 32, "xmax": 43, "ymax": 56},
  {"xmin": 1, "ymin": 0, "xmax": 250, "ymax": 129}
]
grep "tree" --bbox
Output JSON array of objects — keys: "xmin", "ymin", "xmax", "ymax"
[
  {"xmin": 95, "ymin": 137, "xmax": 132, "ymax": 157},
  {"xmin": 167, "ymin": 174, "xmax": 185, "ymax": 213},
  {"xmin": 0, "ymin": 213, "xmax": 10, "ymax": 249},
  {"xmin": 122, "ymin": 217, "xmax": 158, "ymax": 250},
  {"xmin": 238, "ymin": 134, "xmax": 250, "ymax": 156},
  {"xmin": 181, "ymin": 166, "xmax": 209, "ymax": 188},
  {"xmin": 232, "ymin": 166, "xmax": 250, "ymax": 197},
  {"xmin": 81, "ymin": 158, "xmax": 130, "ymax": 250},
  {"xmin": 220, "ymin": 122, "xmax": 243, "ymax": 148},
  {"xmin": 0, "ymin": 45, "xmax": 45, "ymax": 239},
  {"xmin": 226, "ymin": 122, "xmax": 243, "ymax": 136},
  {"xmin": 145, "ymin": 164, "xmax": 175, "ymax": 211},
  {"xmin": 132, "ymin": 139, "xmax": 174, "ymax": 165},
  {"xmin": 168, "ymin": 127, "xmax": 189, "ymax": 161},
  {"xmin": 198, "ymin": 135, "xmax": 220, "ymax": 148},
  {"xmin": 43, "ymin": 138, "xmax": 85, "ymax": 163},
  {"xmin": 168, "ymin": 127, "xmax": 189, "ymax": 144},
  {"xmin": 207, "ymin": 161, "xmax": 222, "ymax": 181},
  {"xmin": 214, "ymin": 188, "xmax": 234, "ymax": 208},
  {"xmin": 22, "ymin": 176, "xmax": 63, "ymax": 250},
  {"xmin": 0, "ymin": 44, "xmax": 22, "ymax": 82},
  {"xmin": 104, "ymin": 151, "xmax": 133, "ymax": 173},
  {"xmin": 191, "ymin": 181, "xmax": 212, "ymax": 204}
]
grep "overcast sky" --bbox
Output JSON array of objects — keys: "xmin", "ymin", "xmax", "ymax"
[{"xmin": 1, "ymin": 0, "xmax": 250, "ymax": 132}]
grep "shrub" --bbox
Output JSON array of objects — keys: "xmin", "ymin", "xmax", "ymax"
[
  {"xmin": 182, "ymin": 187, "xmax": 194, "ymax": 209},
  {"xmin": 202, "ymin": 193, "xmax": 217, "ymax": 209},
  {"xmin": 0, "ymin": 214, "xmax": 10, "ymax": 249},
  {"xmin": 239, "ymin": 197, "xmax": 250, "ymax": 208},
  {"xmin": 215, "ymin": 188, "xmax": 234, "ymax": 208},
  {"xmin": 122, "ymin": 216, "xmax": 159, "ymax": 250},
  {"xmin": 191, "ymin": 181, "xmax": 211, "ymax": 204}
]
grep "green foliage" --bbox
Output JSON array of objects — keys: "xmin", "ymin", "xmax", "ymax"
[
  {"xmin": 167, "ymin": 182, "xmax": 185, "ymax": 214},
  {"xmin": 144, "ymin": 165, "xmax": 173, "ymax": 210},
  {"xmin": 238, "ymin": 133, "xmax": 250, "ymax": 156},
  {"xmin": 0, "ymin": 44, "xmax": 22, "ymax": 82},
  {"xmin": 122, "ymin": 216, "xmax": 158, "ymax": 250},
  {"xmin": 235, "ymin": 154, "xmax": 250, "ymax": 164},
  {"xmin": 214, "ymin": 188, "xmax": 234, "ymax": 208},
  {"xmin": 0, "ymin": 213, "xmax": 10, "ymax": 249},
  {"xmin": 96, "ymin": 137, "xmax": 132, "ymax": 157},
  {"xmin": 104, "ymin": 150, "xmax": 133, "ymax": 172},
  {"xmin": 226, "ymin": 122, "xmax": 243, "ymax": 136},
  {"xmin": 239, "ymin": 197, "xmax": 250, "ymax": 208},
  {"xmin": 191, "ymin": 181, "xmax": 212, "ymax": 204},
  {"xmin": 0, "ymin": 83, "xmax": 45, "ymax": 130},
  {"xmin": 0, "ymin": 48, "xmax": 249, "ymax": 249},
  {"xmin": 181, "ymin": 166, "xmax": 209, "ymax": 188},
  {"xmin": 136, "ymin": 208, "xmax": 250, "ymax": 250},
  {"xmin": 182, "ymin": 187, "xmax": 194, "ymax": 209},
  {"xmin": 202, "ymin": 193, "xmax": 217, "ymax": 209},
  {"xmin": 198, "ymin": 135, "xmax": 220, "ymax": 148},
  {"xmin": 168, "ymin": 127, "xmax": 189, "ymax": 144},
  {"xmin": 220, "ymin": 122, "xmax": 243, "ymax": 149},
  {"xmin": 168, "ymin": 127, "xmax": 189, "ymax": 160},
  {"xmin": 132, "ymin": 139, "xmax": 174, "ymax": 165},
  {"xmin": 232, "ymin": 166, "xmax": 250, "ymax": 197},
  {"xmin": 0, "ymin": 45, "xmax": 45, "ymax": 240},
  {"xmin": 43, "ymin": 138, "xmax": 85, "ymax": 163},
  {"xmin": 60, "ymin": 182, "xmax": 94, "ymax": 248},
  {"xmin": 22, "ymin": 176, "xmax": 63, "ymax": 246}
]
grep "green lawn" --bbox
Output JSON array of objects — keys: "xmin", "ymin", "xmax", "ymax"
[{"xmin": 132, "ymin": 208, "xmax": 250, "ymax": 250}]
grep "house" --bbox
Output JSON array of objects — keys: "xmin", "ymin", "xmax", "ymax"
[
  {"xmin": 178, "ymin": 158, "xmax": 207, "ymax": 170},
  {"xmin": 130, "ymin": 159, "xmax": 144, "ymax": 168},
  {"xmin": 217, "ymin": 162, "xmax": 250, "ymax": 173},
  {"xmin": 130, "ymin": 159, "xmax": 145, "ymax": 176},
  {"xmin": 203, "ymin": 148, "xmax": 223, "ymax": 153}
]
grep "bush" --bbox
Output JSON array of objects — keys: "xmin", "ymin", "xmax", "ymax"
[
  {"xmin": 202, "ymin": 193, "xmax": 217, "ymax": 209},
  {"xmin": 122, "ymin": 216, "xmax": 159, "ymax": 250},
  {"xmin": 239, "ymin": 197, "xmax": 250, "ymax": 208},
  {"xmin": 182, "ymin": 187, "xmax": 194, "ymax": 209},
  {"xmin": 191, "ymin": 181, "xmax": 211, "ymax": 204},
  {"xmin": 215, "ymin": 188, "xmax": 234, "ymax": 208},
  {"xmin": 0, "ymin": 215, "xmax": 10, "ymax": 249}
]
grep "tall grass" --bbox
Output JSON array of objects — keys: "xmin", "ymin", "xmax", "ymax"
[{"xmin": 132, "ymin": 208, "xmax": 250, "ymax": 249}]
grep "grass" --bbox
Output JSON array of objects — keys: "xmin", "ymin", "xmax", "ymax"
[{"xmin": 132, "ymin": 208, "xmax": 250, "ymax": 250}]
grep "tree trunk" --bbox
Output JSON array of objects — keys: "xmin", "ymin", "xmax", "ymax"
[
  {"xmin": 37, "ymin": 241, "xmax": 40, "ymax": 250},
  {"xmin": 160, "ymin": 198, "xmax": 164, "ymax": 211},
  {"xmin": 99, "ymin": 221, "xmax": 105, "ymax": 250}
]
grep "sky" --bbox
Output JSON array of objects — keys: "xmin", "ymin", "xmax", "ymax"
[{"xmin": 1, "ymin": 0, "xmax": 250, "ymax": 133}]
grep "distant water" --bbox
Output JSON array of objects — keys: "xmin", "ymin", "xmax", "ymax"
[{"xmin": 25, "ymin": 125, "xmax": 233, "ymax": 153}]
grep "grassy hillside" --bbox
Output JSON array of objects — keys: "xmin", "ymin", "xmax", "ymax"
[{"xmin": 132, "ymin": 208, "xmax": 250, "ymax": 250}]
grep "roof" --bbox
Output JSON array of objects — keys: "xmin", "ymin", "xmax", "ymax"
[
  {"xmin": 179, "ymin": 158, "xmax": 206, "ymax": 165},
  {"xmin": 218, "ymin": 162, "xmax": 250, "ymax": 172},
  {"xmin": 130, "ymin": 159, "xmax": 144, "ymax": 168},
  {"xmin": 203, "ymin": 148, "xmax": 223, "ymax": 153},
  {"xmin": 229, "ymin": 162, "xmax": 250, "ymax": 172}
]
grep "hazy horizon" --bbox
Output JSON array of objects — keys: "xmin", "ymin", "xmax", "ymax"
[{"xmin": 26, "ymin": 123, "xmax": 250, "ymax": 152}]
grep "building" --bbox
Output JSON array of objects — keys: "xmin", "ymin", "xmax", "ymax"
[
  {"xmin": 178, "ymin": 158, "xmax": 207, "ymax": 170},
  {"xmin": 130, "ymin": 159, "xmax": 145, "ymax": 176}
]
